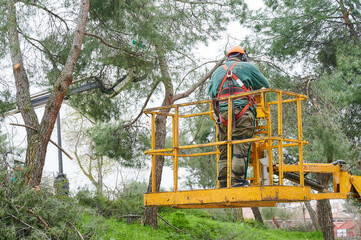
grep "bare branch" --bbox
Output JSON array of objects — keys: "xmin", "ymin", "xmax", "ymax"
[
  {"xmin": 173, "ymin": 57, "xmax": 225, "ymax": 101},
  {"xmin": 9, "ymin": 123, "xmax": 73, "ymax": 160},
  {"xmin": 123, "ymin": 80, "xmax": 161, "ymax": 128},
  {"xmin": 176, "ymin": 60, "xmax": 220, "ymax": 93},
  {"xmin": 85, "ymin": 32, "xmax": 121, "ymax": 49},
  {"xmin": 64, "ymin": 220, "xmax": 85, "ymax": 240},
  {"xmin": 175, "ymin": 0, "xmax": 227, "ymax": 7},
  {"xmin": 28, "ymin": 2, "xmax": 70, "ymax": 31}
]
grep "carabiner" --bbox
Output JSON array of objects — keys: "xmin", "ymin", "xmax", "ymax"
[{"xmin": 226, "ymin": 69, "xmax": 232, "ymax": 78}]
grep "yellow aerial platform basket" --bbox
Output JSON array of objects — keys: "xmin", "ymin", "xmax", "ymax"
[{"xmin": 143, "ymin": 89, "xmax": 361, "ymax": 209}]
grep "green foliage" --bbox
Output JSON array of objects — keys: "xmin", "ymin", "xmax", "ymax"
[
  {"xmin": 0, "ymin": 89, "xmax": 15, "ymax": 117},
  {"xmin": 0, "ymin": 172, "xmax": 101, "ymax": 239},
  {"xmin": 68, "ymin": 89, "xmax": 122, "ymax": 122},
  {"xmin": 77, "ymin": 181, "xmax": 147, "ymax": 217},
  {"xmin": 169, "ymin": 211, "xmax": 190, "ymax": 229},
  {"xmin": 248, "ymin": 0, "xmax": 360, "ymax": 64},
  {"xmin": 87, "ymin": 122, "xmax": 149, "ymax": 166}
]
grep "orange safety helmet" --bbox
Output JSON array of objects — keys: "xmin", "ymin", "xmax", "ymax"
[{"xmin": 227, "ymin": 46, "xmax": 246, "ymax": 57}]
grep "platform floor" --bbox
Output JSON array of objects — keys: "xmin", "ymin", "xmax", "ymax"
[{"xmin": 144, "ymin": 186, "xmax": 313, "ymax": 209}]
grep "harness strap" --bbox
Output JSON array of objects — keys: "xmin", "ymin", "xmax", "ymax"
[
  {"xmin": 212, "ymin": 61, "xmax": 256, "ymax": 135},
  {"xmin": 212, "ymin": 98, "xmax": 226, "ymax": 135}
]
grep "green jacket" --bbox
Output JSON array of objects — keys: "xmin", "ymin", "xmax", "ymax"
[{"xmin": 208, "ymin": 58, "xmax": 270, "ymax": 112}]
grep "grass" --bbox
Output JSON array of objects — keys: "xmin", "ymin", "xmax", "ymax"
[{"xmin": 88, "ymin": 212, "xmax": 323, "ymax": 240}]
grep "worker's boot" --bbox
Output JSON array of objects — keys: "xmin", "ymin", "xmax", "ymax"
[{"xmin": 231, "ymin": 179, "xmax": 250, "ymax": 187}]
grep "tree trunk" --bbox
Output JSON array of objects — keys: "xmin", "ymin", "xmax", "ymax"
[
  {"xmin": 233, "ymin": 208, "xmax": 244, "ymax": 223},
  {"xmin": 316, "ymin": 173, "xmax": 334, "ymax": 240},
  {"xmin": 144, "ymin": 48, "xmax": 173, "ymax": 228},
  {"xmin": 305, "ymin": 201, "xmax": 320, "ymax": 230},
  {"xmin": 252, "ymin": 207, "xmax": 264, "ymax": 224},
  {"xmin": 6, "ymin": 0, "xmax": 90, "ymax": 186}
]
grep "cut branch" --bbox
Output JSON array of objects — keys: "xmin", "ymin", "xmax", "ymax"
[
  {"xmin": 9, "ymin": 123, "xmax": 73, "ymax": 160},
  {"xmin": 27, "ymin": 209, "xmax": 50, "ymax": 229},
  {"xmin": 157, "ymin": 213, "xmax": 186, "ymax": 234}
]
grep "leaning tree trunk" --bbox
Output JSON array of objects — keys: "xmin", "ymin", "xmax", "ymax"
[
  {"xmin": 6, "ymin": 0, "xmax": 90, "ymax": 186},
  {"xmin": 305, "ymin": 201, "xmax": 320, "ymax": 230},
  {"xmin": 317, "ymin": 173, "xmax": 334, "ymax": 240},
  {"xmin": 252, "ymin": 207, "xmax": 264, "ymax": 224}
]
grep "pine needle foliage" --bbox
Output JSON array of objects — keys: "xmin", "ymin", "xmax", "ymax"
[{"xmin": 0, "ymin": 172, "xmax": 101, "ymax": 239}]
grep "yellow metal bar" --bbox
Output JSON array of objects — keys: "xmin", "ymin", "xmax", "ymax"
[
  {"xmin": 177, "ymin": 137, "xmax": 281, "ymax": 150},
  {"xmin": 180, "ymin": 112, "xmax": 211, "ymax": 118},
  {"xmin": 254, "ymin": 143, "xmax": 260, "ymax": 185},
  {"xmin": 310, "ymin": 193, "xmax": 348, "ymax": 200},
  {"xmin": 268, "ymin": 98, "xmax": 299, "ymax": 106},
  {"xmin": 216, "ymin": 125, "xmax": 220, "ymax": 189},
  {"xmin": 179, "ymin": 152, "xmax": 218, "ymax": 157},
  {"xmin": 145, "ymin": 148, "xmax": 173, "ymax": 154},
  {"xmin": 151, "ymin": 113, "xmax": 156, "ymax": 193},
  {"xmin": 267, "ymin": 102, "xmax": 273, "ymax": 185},
  {"xmin": 350, "ymin": 175, "xmax": 361, "ymax": 197},
  {"xmin": 151, "ymin": 153, "xmax": 174, "ymax": 156},
  {"xmin": 173, "ymin": 106, "xmax": 179, "ymax": 192},
  {"xmin": 144, "ymin": 89, "xmax": 306, "ymax": 113},
  {"xmin": 227, "ymin": 98, "xmax": 233, "ymax": 188},
  {"xmin": 339, "ymin": 172, "xmax": 352, "ymax": 193},
  {"xmin": 258, "ymin": 142, "xmax": 308, "ymax": 150},
  {"xmin": 278, "ymin": 91, "xmax": 283, "ymax": 185},
  {"xmin": 172, "ymin": 116, "xmax": 175, "ymax": 147},
  {"xmin": 297, "ymin": 97, "xmax": 304, "ymax": 186},
  {"xmin": 260, "ymin": 92, "xmax": 267, "ymax": 115},
  {"xmin": 174, "ymin": 202, "xmax": 277, "ymax": 209},
  {"xmin": 144, "ymin": 186, "xmax": 311, "ymax": 207},
  {"xmin": 281, "ymin": 164, "xmax": 340, "ymax": 173},
  {"xmin": 145, "ymin": 138, "xmax": 306, "ymax": 154}
]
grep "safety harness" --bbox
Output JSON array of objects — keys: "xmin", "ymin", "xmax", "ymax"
[{"xmin": 212, "ymin": 61, "xmax": 257, "ymax": 134}]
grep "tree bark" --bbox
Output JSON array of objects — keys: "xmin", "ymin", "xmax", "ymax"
[
  {"xmin": 338, "ymin": 0, "xmax": 359, "ymax": 37},
  {"xmin": 252, "ymin": 207, "xmax": 264, "ymax": 224},
  {"xmin": 305, "ymin": 201, "xmax": 320, "ymax": 230},
  {"xmin": 6, "ymin": 0, "xmax": 90, "ymax": 186},
  {"xmin": 233, "ymin": 208, "xmax": 244, "ymax": 223},
  {"xmin": 316, "ymin": 173, "xmax": 334, "ymax": 240},
  {"xmin": 144, "ymin": 47, "xmax": 173, "ymax": 228}
]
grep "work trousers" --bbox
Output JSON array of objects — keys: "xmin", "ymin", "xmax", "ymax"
[{"xmin": 217, "ymin": 109, "xmax": 255, "ymax": 184}]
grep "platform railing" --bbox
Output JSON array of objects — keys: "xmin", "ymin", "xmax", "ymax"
[{"xmin": 144, "ymin": 89, "xmax": 308, "ymax": 193}]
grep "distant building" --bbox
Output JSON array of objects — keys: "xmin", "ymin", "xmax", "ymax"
[{"xmin": 334, "ymin": 220, "xmax": 361, "ymax": 239}]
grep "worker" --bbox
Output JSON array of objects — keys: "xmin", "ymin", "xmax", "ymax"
[{"xmin": 208, "ymin": 46, "xmax": 270, "ymax": 188}]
